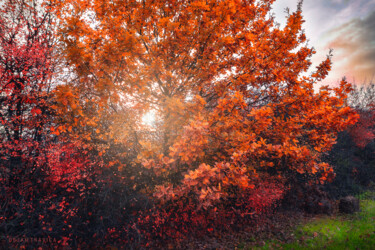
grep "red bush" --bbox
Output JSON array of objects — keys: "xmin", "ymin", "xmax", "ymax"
[{"xmin": 138, "ymin": 178, "xmax": 285, "ymax": 245}]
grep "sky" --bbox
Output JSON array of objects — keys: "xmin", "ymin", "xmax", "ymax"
[{"xmin": 272, "ymin": 0, "xmax": 375, "ymax": 86}]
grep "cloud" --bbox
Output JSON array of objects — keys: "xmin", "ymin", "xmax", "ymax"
[
  {"xmin": 272, "ymin": 0, "xmax": 375, "ymax": 85},
  {"xmin": 323, "ymin": 10, "xmax": 375, "ymax": 84}
]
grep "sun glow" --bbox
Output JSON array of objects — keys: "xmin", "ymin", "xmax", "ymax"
[{"xmin": 142, "ymin": 110, "xmax": 156, "ymax": 127}]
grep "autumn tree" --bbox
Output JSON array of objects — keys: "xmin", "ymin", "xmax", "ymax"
[
  {"xmin": 0, "ymin": 2, "xmax": 101, "ymax": 246},
  {"xmin": 0, "ymin": 0, "xmax": 56, "ymax": 241},
  {"xmin": 0, "ymin": 0, "xmax": 56, "ymax": 162},
  {"xmin": 51, "ymin": 0, "xmax": 358, "ymax": 234}
]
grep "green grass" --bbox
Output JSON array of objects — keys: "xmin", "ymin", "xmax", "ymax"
[{"xmin": 246, "ymin": 192, "xmax": 375, "ymax": 249}]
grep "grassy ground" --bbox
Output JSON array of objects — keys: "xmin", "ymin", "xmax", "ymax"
[{"xmin": 249, "ymin": 192, "xmax": 375, "ymax": 250}]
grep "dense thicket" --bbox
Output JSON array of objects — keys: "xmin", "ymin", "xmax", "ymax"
[{"xmin": 324, "ymin": 83, "xmax": 375, "ymax": 198}]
